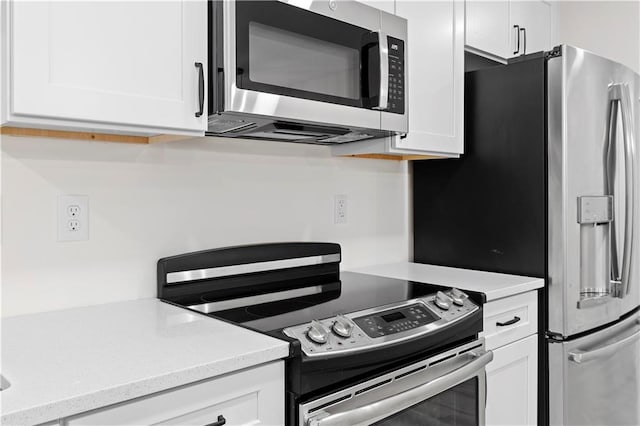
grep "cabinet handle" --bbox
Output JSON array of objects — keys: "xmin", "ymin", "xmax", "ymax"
[
  {"xmin": 195, "ymin": 62, "xmax": 205, "ymax": 118},
  {"xmin": 205, "ymin": 415, "xmax": 226, "ymax": 426},
  {"xmin": 520, "ymin": 28, "xmax": 527, "ymax": 55},
  {"xmin": 496, "ymin": 316, "xmax": 521, "ymax": 327},
  {"xmin": 513, "ymin": 25, "xmax": 520, "ymax": 55}
]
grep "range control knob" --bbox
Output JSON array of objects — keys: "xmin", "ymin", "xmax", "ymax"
[
  {"xmin": 435, "ymin": 291, "xmax": 452, "ymax": 310},
  {"xmin": 449, "ymin": 288, "xmax": 467, "ymax": 306},
  {"xmin": 307, "ymin": 320, "xmax": 330, "ymax": 344},
  {"xmin": 332, "ymin": 315, "xmax": 354, "ymax": 338}
]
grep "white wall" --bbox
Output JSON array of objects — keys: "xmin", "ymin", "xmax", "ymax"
[
  {"xmin": 557, "ymin": 1, "xmax": 640, "ymax": 73},
  {"xmin": 1, "ymin": 136, "xmax": 410, "ymax": 317}
]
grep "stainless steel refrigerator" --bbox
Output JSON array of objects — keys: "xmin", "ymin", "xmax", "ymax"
[{"xmin": 412, "ymin": 45, "xmax": 639, "ymax": 425}]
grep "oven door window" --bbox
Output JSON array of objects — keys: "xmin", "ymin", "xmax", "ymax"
[
  {"xmin": 372, "ymin": 378, "xmax": 479, "ymax": 426},
  {"xmin": 235, "ymin": 1, "xmax": 378, "ymax": 108}
]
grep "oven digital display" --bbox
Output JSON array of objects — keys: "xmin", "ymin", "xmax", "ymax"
[
  {"xmin": 381, "ymin": 312, "xmax": 406, "ymax": 323},
  {"xmin": 354, "ymin": 304, "xmax": 440, "ymax": 338}
]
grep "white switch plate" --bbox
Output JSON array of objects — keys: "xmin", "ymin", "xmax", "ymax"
[
  {"xmin": 334, "ymin": 194, "xmax": 348, "ymax": 224},
  {"xmin": 58, "ymin": 195, "xmax": 89, "ymax": 241}
]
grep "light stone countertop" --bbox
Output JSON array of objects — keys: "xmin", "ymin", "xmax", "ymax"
[
  {"xmin": 349, "ymin": 262, "xmax": 544, "ymax": 301},
  {"xmin": 0, "ymin": 298, "xmax": 289, "ymax": 425}
]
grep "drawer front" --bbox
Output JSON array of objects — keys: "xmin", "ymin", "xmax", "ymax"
[
  {"xmin": 482, "ymin": 290, "xmax": 538, "ymax": 350},
  {"xmin": 66, "ymin": 361, "xmax": 284, "ymax": 426}
]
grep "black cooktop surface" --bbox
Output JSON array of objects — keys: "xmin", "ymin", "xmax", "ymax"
[{"xmin": 205, "ymin": 272, "xmax": 483, "ymax": 333}]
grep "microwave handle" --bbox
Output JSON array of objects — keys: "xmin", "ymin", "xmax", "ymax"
[{"xmin": 373, "ymin": 31, "xmax": 389, "ymax": 111}]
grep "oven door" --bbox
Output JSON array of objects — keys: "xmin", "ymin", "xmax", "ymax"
[
  {"xmin": 220, "ymin": 0, "xmax": 407, "ymax": 132},
  {"xmin": 300, "ymin": 341, "xmax": 493, "ymax": 426}
]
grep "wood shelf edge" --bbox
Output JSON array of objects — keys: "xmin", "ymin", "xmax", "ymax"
[
  {"xmin": 0, "ymin": 126, "xmax": 150, "ymax": 144},
  {"xmin": 340, "ymin": 153, "xmax": 445, "ymax": 161}
]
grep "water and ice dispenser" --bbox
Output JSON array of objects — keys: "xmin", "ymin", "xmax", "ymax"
[{"xmin": 577, "ymin": 196, "xmax": 615, "ymax": 308}]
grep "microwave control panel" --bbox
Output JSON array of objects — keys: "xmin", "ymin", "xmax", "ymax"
[{"xmin": 387, "ymin": 36, "xmax": 405, "ymax": 114}]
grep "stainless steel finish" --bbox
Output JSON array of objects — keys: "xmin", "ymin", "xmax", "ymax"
[
  {"xmin": 435, "ymin": 290, "xmax": 452, "ymax": 310},
  {"xmin": 373, "ymin": 31, "xmax": 389, "ymax": 111},
  {"xmin": 549, "ymin": 313, "xmax": 640, "ymax": 425},
  {"xmin": 307, "ymin": 319, "xmax": 330, "ymax": 344},
  {"xmin": 568, "ymin": 320, "xmax": 640, "ymax": 363},
  {"xmin": 218, "ymin": 0, "xmax": 408, "ymax": 136},
  {"xmin": 547, "ymin": 45, "xmax": 640, "ymax": 337},
  {"xmin": 577, "ymin": 196, "xmax": 613, "ymax": 224},
  {"xmin": 513, "ymin": 25, "xmax": 520, "ymax": 55},
  {"xmin": 449, "ymin": 288, "xmax": 466, "ymax": 306},
  {"xmin": 331, "ymin": 314, "xmax": 354, "ymax": 338},
  {"xmin": 615, "ymin": 83, "xmax": 636, "ymax": 296},
  {"xmin": 379, "ymin": 9, "xmax": 409, "ymax": 133},
  {"xmin": 576, "ymin": 294, "xmax": 613, "ymax": 309},
  {"xmin": 520, "ymin": 27, "xmax": 526, "ymax": 55},
  {"xmin": 166, "ymin": 253, "xmax": 340, "ymax": 284},
  {"xmin": 188, "ymin": 285, "xmax": 325, "ymax": 314},
  {"xmin": 283, "ymin": 294, "xmax": 479, "ymax": 357},
  {"xmin": 301, "ymin": 340, "xmax": 491, "ymax": 426}
]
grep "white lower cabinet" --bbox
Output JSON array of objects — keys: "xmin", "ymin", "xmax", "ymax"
[
  {"xmin": 486, "ymin": 334, "xmax": 538, "ymax": 426},
  {"xmin": 483, "ymin": 290, "xmax": 538, "ymax": 426},
  {"xmin": 63, "ymin": 361, "xmax": 284, "ymax": 426}
]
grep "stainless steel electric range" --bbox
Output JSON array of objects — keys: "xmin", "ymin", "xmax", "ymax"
[{"xmin": 158, "ymin": 243, "xmax": 492, "ymax": 425}]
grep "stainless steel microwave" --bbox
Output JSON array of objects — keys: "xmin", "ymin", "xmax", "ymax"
[{"xmin": 206, "ymin": 0, "xmax": 408, "ymax": 144}]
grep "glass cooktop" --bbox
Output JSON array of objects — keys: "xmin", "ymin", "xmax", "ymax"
[{"xmin": 202, "ymin": 272, "xmax": 479, "ymax": 333}]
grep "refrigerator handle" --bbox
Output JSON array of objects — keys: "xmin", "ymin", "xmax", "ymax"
[
  {"xmin": 607, "ymin": 83, "xmax": 636, "ymax": 297},
  {"xmin": 618, "ymin": 84, "xmax": 636, "ymax": 297},
  {"xmin": 568, "ymin": 319, "xmax": 640, "ymax": 363}
]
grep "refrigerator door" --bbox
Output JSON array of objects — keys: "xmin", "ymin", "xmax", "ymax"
[
  {"xmin": 548, "ymin": 312, "xmax": 640, "ymax": 425},
  {"xmin": 548, "ymin": 45, "xmax": 640, "ymax": 337}
]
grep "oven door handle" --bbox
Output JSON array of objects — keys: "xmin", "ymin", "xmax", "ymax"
[{"xmin": 308, "ymin": 350, "xmax": 493, "ymax": 426}]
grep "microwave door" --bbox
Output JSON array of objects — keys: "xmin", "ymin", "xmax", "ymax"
[{"xmin": 223, "ymin": 0, "xmax": 382, "ymax": 131}]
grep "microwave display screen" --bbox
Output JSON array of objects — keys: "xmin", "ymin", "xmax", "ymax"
[{"xmin": 249, "ymin": 22, "xmax": 360, "ymax": 100}]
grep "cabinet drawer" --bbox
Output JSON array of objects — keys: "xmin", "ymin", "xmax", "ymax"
[
  {"xmin": 66, "ymin": 361, "xmax": 284, "ymax": 426},
  {"xmin": 482, "ymin": 290, "xmax": 538, "ymax": 350}
]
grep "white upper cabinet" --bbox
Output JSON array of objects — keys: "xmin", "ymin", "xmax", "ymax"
[
  {"xmin": 356, "ymin": 0, "xmax": 395, "ymax": 14},
  {"xmin": 465, "ymin": 0, "xmax": 552, "ymax": 61},
  {"xmin": 394, "ymin": 0, "xmax": 464, "ymax": 155},
  {"xmin": 3, "ymin": 1, "xmax": 207, "ymax": 136},
  {"xmin": 465, "ymin": 1, "xmax": 511, "ymax": 59},
  {"xmin": 510, "ymin": 1, "xmax": 551, "ymax": 57},
  {"xmin": 334, "ymin": 0, "xmax": 465, "ymax": 158}
]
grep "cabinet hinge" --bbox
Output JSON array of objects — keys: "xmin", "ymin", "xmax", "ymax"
[
  {"xmin": 545, "ymin": 46, "xmax": 562, "ymax": 60},
  {"xmin": 545, "ymin": 331, "xmax": 564, "ymax": 342}
]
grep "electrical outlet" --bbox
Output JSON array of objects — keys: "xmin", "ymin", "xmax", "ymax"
[
  {"xmin": 67, "ymin": 205, "xmax": 81, "ymax": 217},
  {"xmin": 334, "ymin": 194, "xmax": 348, "ymax": 224},
  {"xmin": 58, "ymin": 195, "xmax": 89, "ymax": 241}
]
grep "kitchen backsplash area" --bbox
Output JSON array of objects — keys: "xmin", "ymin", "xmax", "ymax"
[{"xmin": 1, "ymin": 136, "xmax": 409, "ymax": 317}]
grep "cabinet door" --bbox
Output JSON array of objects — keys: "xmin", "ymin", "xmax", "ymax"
[
  {"xmin": 465, "ymin": 1, "xmax": 511, "ymax": 60},
  {"xmin": 510, "ymin": 1, "xmax": 551, "ymax": 56},
  {"xmin": 10, "ymin": 1, "xmax": 207, "ymax": 135},
  {"xmin": 356, "ymin": 0, "xmax": 395, "ymax": 14},
  {"xmin": 394, "ymin": 0, "xmax": 464, "ymax": 155},
  {"xmin": 65, "ymin": 362, "xmax": 284, "ymax": 426},
  {"xmin": 486, "ymin": 335, "xmax": 538, "ymax": 426}
]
